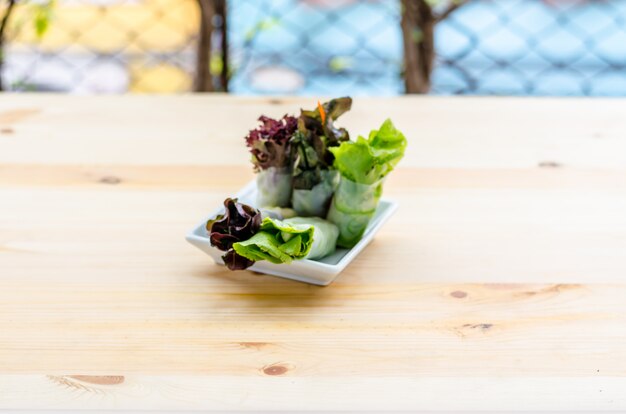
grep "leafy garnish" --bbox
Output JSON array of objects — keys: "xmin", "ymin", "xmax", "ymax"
[
  {"xmin": 317, "ymin": 100, "xmax": 326, "ymax": 125},
  {"xmin": 329, "ymin": 118, "xmax": 407, "ymax": 185},
  {"xmin": 245, "ymin": 115, "xmax": 298, "ymax": 171},
  {"xmin": 206, "ymin": 198, "xmax": 262, "ymax": 270},
  {"xmin": 292, "ymin": 97, "xmax": 352, "ymax": 190}
]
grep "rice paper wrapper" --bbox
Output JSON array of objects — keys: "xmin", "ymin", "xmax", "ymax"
[
  {"xmin": 259, "ymin": 207, "xmax": 297, "ymax": 220},
  {"xmin": 286, "ymin": 217, "xmax": 338, "ymax": 260},
  {"xmin": 292, "ymin": 170, "xmax": 340, "ymax": 217},
  {"xmin": 256, "ymin": 167, "xmax": 292, "ymax": 208},
  {"xmin": 327, "ymin": 176, "xmax": 383, "ymax": 248}
]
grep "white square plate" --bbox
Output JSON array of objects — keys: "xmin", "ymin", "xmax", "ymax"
[{"xmin": 186, "ymin": 181, "xmax": 398, "ymax": 285}]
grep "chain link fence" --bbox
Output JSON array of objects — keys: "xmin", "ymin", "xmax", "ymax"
[
  {"xmin": 2, "ymin": 0, "xmax": 626, "ymax": 95},
  {"xmin": 228, "ymin": 0, "xmax": 403, "ymax": 95},
  {"xmin": 436, "ymin": 0, "xmax": 626, "ymax": 95}
]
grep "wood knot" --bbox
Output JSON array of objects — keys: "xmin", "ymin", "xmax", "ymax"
[
  {"xmin": 517, "ymin": 283, "xmax": 580, "ymax": 297},
  {"xmin": 463, "ymin": 323, "xmax": 493, "ymax": 330},
  {"xmin": 453, "ymin": 323, "xmax": 495, "ymax": 338},
  {"xmin": 99, "ymin": 176, "xmax": 121, "ymax": 185},
  {"xmin": 262, "ymin": 363, "xmax": 291, "ymax": 376},
  {"xmin": 450, "ymin": 290, "xmax": 467, "ymax": 299},
  {"xmin": 538, "ymin": 161, "xmax": 561, "ymax": 168},
  {"xmin": 48, "ymin": 375, "xmax": 125, "ymax": 392},
  {"xmin": 0, "ymin": 127, "xmax": 14, "ymax": 134},
  {"xmin": 239, "ymin": 341, "xmax": 269, "ymax": 349}
]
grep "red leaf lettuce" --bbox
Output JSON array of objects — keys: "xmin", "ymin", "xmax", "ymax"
[
  {"xmin": 245, "ymin": 115, "xmax": 298, "ymax": 171},
  {"xmin": 206, "ymin": 198, "xmax": 262, "ymax": 270}
]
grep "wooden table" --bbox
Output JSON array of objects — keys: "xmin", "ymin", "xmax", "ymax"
[{"xmin": 2, "ymin": 95, "xmax": 626, "ymax": 411}]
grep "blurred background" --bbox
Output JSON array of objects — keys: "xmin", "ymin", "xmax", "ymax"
[{"xmin": 1, "ymin": 0, "xmax": 625, "ymax": 96}]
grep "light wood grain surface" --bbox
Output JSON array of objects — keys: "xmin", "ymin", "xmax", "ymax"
[{"xmin": 1, "ymin": 95, "xmax": 626, "ymax": 411}]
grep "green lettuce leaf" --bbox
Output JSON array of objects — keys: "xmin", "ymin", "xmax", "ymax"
[
  {"xmin": 329, "ymin": 118, "xmax": 407, "ymax": 185},
  {"xmin": 284, "ymin": 217, "xmax": 338, "ymax": 260},
  {"xmin": 233, "ymin": 217, "xmax": 314, "ymax": 264},
  {"xmin": 232, "ymin": 217, "xmax": 338, "ymax": 264}
]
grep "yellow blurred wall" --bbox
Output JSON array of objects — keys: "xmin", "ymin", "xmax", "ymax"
[{"xmin": 7, "ymin": 0, "xmax": 200, "ymax": 92}]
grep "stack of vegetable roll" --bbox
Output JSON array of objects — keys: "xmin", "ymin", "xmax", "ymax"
[{"xmin": 206, "ymin": 98, "xmax": 407, "ymax": 271}]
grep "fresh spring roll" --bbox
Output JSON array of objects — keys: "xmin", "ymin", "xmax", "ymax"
[
  {"xmin": 326, "ymin": 177, "xmax": 383, "ymax": 248},
  {"xmin": 245, "ymin": 115, "xmax": 298, "ymax": 207},
  {"xmin": 256, "ymin": 167, "xmax": 292, "ymax": 207},
  {"xmin": 327, "ymin": 119, "xmax": 407, "ymax": 248},
  {"xmin": 232, "ymin": 217, "xmax": 339, "ymax": 264},
  {"xmin": 291, "ymin": 97, "xmax": 352, "ymax": 216},
  {"xmin": 291, "ymin": 169, "xmax": 339, "ymax": 217}
]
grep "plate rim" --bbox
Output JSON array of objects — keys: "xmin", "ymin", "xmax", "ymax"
[{"xmin": 186, "ymin": 180, "xmax": 398, "ymax": 276}]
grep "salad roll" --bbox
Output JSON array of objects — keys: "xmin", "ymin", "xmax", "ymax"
[
  {"xmin": 291, "ymin": 97, "xmax": 352, "ymax": 217},
  {"xmin": 245, "ymin": 115, "xmax": 298, "ymax": 207},
  {"xmin": 327, "ymin": 119, "xmax": 407, "ymax": 248},
  {"xmin": 291, "ymin": 169, "xmax": 339, "ymax": 217},
  {"xmin": 256, "ymin": 167, "xmax": 292, "ymax": 208},
  {"xmin": 208, "ymin": 198, "xmax": 339, "ymax": 270}
]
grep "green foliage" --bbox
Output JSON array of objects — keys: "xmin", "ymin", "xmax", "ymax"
[
  {"xmin": 10, "ymin": 78, "xmax": 37, "ymax": 91},
  {"xmin": 2, "ymin": 0, "xmax": 55, "ymax": 40},
  {"xmin": 32, "ymin": 0, "xmax": 54, "ymax": 39},
  {"xmin": 411, "ymin": 28, "xmax": 423, "ymax": 43},
  {"xmin": 329, "ymin": 56, "xmax": 353, "ymax": 73},
  {"xmin": 244, "ymin": 17, "xmax": 280, "ymax": 43},
  {"xmin": 210, "ymin": 53, "xmax": 223, "ymax": 76}
]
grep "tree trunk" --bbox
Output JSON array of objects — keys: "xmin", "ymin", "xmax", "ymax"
[
  {"xmin": 214, "ymin": 0, "xmax": 228, "ymax": 92},
  {"xmin": 0, "ymin": 0, "xmax": 18, "ymax": 92},
  {"xmin": 401, "ymin": 0, "xmax": 435, "ymax": 94},
  {"xmin": 195, "ymin": 0, "xmax": 215, "ymax": 92},
  {"xmin": 0, "ymin": 35, "xmax": 4, "ymax": 91}
]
